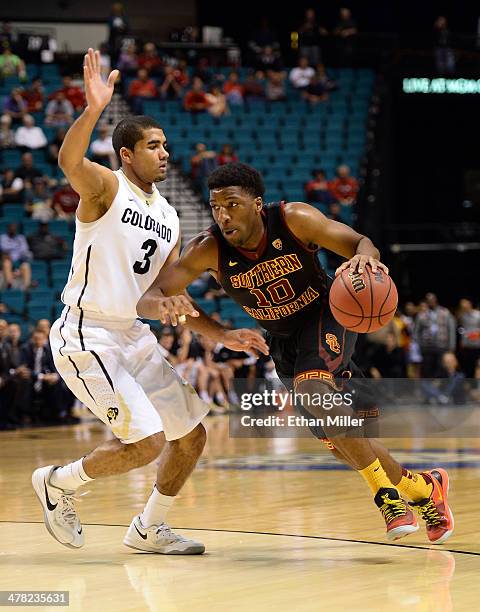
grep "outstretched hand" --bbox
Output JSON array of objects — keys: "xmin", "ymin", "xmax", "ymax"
[
  {"xmin": 335, "ymin": 255, "xmax": 389, "ymax": 276},
  {"xmin": 83, "ymin": 48, "xmax": 119, "ymax": 113},
  {"xmin": 223, "ymin": 329, "xmax": 269, "ymax": 357}
]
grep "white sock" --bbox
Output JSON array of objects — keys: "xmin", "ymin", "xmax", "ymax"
[
  {"xmin": 140, "ymin": 486, "xmax": 175, "ymax": 528},
  {"xmin": 50, "ymin": 458, "xmax": 94, "ymax": 491}
]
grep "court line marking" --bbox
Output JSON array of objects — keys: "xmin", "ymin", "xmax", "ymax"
[{"xmin": 1, "ymin": 520, "xmax": 478, "ymax": 557}]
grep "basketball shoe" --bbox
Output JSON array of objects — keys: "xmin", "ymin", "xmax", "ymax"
[
  {"xmin": 374, "ymin": 487, "xmax": 419, "ymax": 541},
  {"xmin": 411, "ymin": 468, "xmax": 454, "ymax": 544},
  {"xmin": 32, "ymin": 465, "xmax": 84, "ymax": 549},
  {"xmin": 124, "ymin": 515, "xmax": 205, "ymax": 554}
]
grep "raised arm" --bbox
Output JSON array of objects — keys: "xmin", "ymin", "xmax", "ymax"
[
  {"xmin": 58, "ymin": 48, "xmax": 119, "ymax": 222},
  {"xmin": 283, "ymin": 202, "xmax": 388, "ymax": 275}
]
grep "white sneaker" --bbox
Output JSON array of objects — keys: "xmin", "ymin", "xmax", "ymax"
[
  {"xmin": 123, "ymin": 516, "xmax": 205, "ymax": 555},
  {"xmin": 32, "ymin": 465, "xmax": 84, "ymax": 549}
]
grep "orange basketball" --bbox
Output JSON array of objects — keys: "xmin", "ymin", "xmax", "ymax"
[{"xmin": 329, "ymin": 267, "xmax": 398, "ymax": 333}]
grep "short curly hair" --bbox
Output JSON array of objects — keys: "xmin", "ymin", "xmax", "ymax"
[{"xmin": 207, "ymin": 162, "xmax": 265, "ymax": 198}]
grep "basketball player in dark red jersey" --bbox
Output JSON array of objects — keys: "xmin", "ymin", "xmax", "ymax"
[{"xmin": 138, "ymin": 163, "xmax": 453, "ymax": 543}]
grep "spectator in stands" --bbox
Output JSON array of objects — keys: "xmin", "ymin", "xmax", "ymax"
[
  {"xmin": 52, "ymin": 179, "xmax": 79, "ymax": 220},
  {"xmin": 0, "ymin": 23, "xmax": 14, "ymax": 50},
  {"xmin": 0, "ymin": 321, "xmax": 31, "ymax": 429},
  {"xmin": 24, "ymin": 178, "xmax": 54, "ymax": 222},
  {"xmin": 27, "ymin": 221, "xmax": 67, "ymax": 260},
  {"xmin": 14, "ymin": 114, "xmax": 47, "ymax": 151},
  {"xmin": 329, "ymin": 165, "xmax": 359, "ymax": 205},
  {"xmin": 192, "ymin": 57, "xmax": 215, "ymax": 87},
  {"xmin": 108, "ymin": 2, "xmax": 129, "ymax": 63},
  {"xmin": 0, "ymin": 46, "xmax": 26, "ymax": 81},
  {"xmin": 248, "ymin": 17, "xmax": 280, "ymax": 65},
  {"xmin": 127, "ymin": 68, "xmax": 157, "ymax": 114},
  {"xmin": 422, "ymin": 351, "xmax": 466, "ymax": 405},
  {"xmin": 21, "ymin": 78, "xmax": 45, "ymax": 113},
  {"xmin": 414, "ymin": 292, "xmax": 456, "ymax": 379},
  {"xmin": 333, "ymin": 7, "xmax": 358, "ymax": 64},
  {"xmin": 265, "ymin": 71, "xmax": 286, "ymax": 101},
  {"xmin": 369, "ymin": 331, "xmax": 407, "ymax": 379},
  {"xmin": 243, "ymin": 70, "xmax": 265, "ymax": 100},
  {"xmin": 305, "ymin": 169, "xmax": 337, "ymax": 206},
  {"xmin": 302, "ymin": 71, "xmax": 328, "ymax": 103},
  {"xmin": 158, "ymin": 65, "xmax": 185, "ymax": 100},
  {"xmin": 99, "ymin": 43, "xmax": 112, "ymax": 82},
  {"xmin": 0, "ymin": 114, "xmax": 15, "ymax": 149},
  {"xmin": 457, "ymin": 298, "xmax": 480, "ymax": 378},
  {"xmin": 2, "ymin": 88, "xmax": 27, "ymax": 122},
  {"xmin": 44, "ymin": 92, "xmax": 74, "ymax": 127},
  {"xmin": 297, "ymin": 8, "xmax": 328, "ymax": 67},
  {"xmin": 315, "ymin": 62, "xmax": 338, "ymax": 92},
  {"xmin": 138, "ymin": 42, "xmax": 163, "ymax": 76},
  {"xmin": 184, "ymin": 77, "xmax": 210, "ymax": 113},
  {"xmin": 217, "ymin": 144, "xmax": 238, "ymax": 166},
  {"xmin": 52, "ymin": 76, "xmax": 85, "ymax": 113},
  {"xmin": 256, "ymin": 45, "xmax": 284, "ymax": 75},
  {"xmin": 157, "ymin": 327, "xmax": 179, "ymax": 365},
  {"xmin": 36, "ymin": 319, "xmax": 51, "ymax": 336},
  {"xmin": 21, "ymin": 328, "xmax": 62, "ymax": 424},
  {"xmin": 327, "ymin": 201, "xmax": 342, "ymax": 222},
  {"xmin": 117, "ymin": 42, "xmax": 138, "ymax": 75},
  {"xmin": 47, "ymin": 127, "xmax": 66, "ymax": 167},
  {"xmin": 0, "ymin": 168, "xmax": 24, "ymax": 204},
  {"xmin": 190, "ymin": 142, "xmax": 217, "ymax": 191},
  {"xmin": 15, "ymin": 152, "xmax": 42, "ymax": 183},
  {"xmin": 0, "ymin": 222, "xmax": 32, "ymax": 289},
  {"xmin": 206, "ymin": 85, "xmax": 228, "ymax": 117},
  {"xmin": 90, "ymin": 123, "xmax": 117, "ymax": 169},
  {"xmin": 433, "ymin": 16, "xmax": 455, "ymax": 75},
  {"xmin": 223, "ymin": 72, "xmax": 244, "ymax": 105},
  {"xmin": 289, "ymin": 56, "xmax": 315, "ymax": 91}
]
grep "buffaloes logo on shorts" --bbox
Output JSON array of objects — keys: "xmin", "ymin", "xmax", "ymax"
[
  {"xmin": 326, "ymin": 333, "xmax": 341, "ymax": 354},
  {"xmin": 106, "ymin": 407, "xmax": 119, "ymax": 423}
]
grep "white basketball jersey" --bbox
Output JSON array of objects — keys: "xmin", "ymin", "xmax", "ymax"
[{"xmin": 62, "ymin": 169, "xmax": 179, "ymax": 320}]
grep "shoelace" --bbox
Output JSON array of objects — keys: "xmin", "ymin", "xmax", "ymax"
[
  {"xmin": 415, "ymin": 499, "xmax": 442, "ymax": 526},
  {"xmin": 379, "ymin": 493, "xmax": 407, "ymax": 524},
  {"xmin": 155, "ymin": 524, "xmax": 189, "ymax": 544},
  {"xmin": 57, "ymin": 490, "xmax": 89, "ymax": 526}
]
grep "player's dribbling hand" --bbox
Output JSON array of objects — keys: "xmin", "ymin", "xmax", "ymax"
[
  {"xmin": 157, "ymin": 296, "xmax": 199, "ymax": 326},
  {"xmin": 222, "ymin": 329, "xmax": 269, "ymax": 357},
  {"xmin": 83, "ymin": 48, "xmax": 119, "ymax": 113},
  {"xmin": 335, "ymin": 255, "xmax": 389, "ymax": 276}
]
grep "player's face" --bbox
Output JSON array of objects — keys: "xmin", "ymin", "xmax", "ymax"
[
  {"xmin": 131, "ymin": 128, "xmax": 169, "ymax": 183},
  {"xmin": 210, "ymin": 186, "xmax": 262, "ymax": 247}
]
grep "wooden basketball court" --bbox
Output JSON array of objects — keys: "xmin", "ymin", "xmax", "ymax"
[{"xmin": 1, "ymin": 417, "xmax": 479, "ymax": 611}]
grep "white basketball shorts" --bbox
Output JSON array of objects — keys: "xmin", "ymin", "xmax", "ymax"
[{"xmin": 50, "ymin": 307, "xmax": 209, "ymax": 444}]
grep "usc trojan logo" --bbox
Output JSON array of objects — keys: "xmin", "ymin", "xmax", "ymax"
[
  {"xmin": 106, "ymin": 407, "xmax": 119, "ymax": 423},
  {"xmin": 326, "ymin": 333, "xmax": 341, "ymax": 354},
  {"xmin": 272, "ymin": 239, "xmax": 283, "ymax": 250},
  {"xmin": 348, "ymin": 271, "xmax": 366, "ymax": 293}
]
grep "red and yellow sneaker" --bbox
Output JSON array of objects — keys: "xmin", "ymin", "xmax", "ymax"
[
  {"xmin": 412, "ymin": 469, "xmax": 454, "ymax": 544},
  {"xmin": 374, "ymin": 487, "xmax": 419, "ymax": 541}
]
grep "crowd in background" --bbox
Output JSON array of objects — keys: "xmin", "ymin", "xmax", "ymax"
[{"xmin": 0, "ymin": 9, "xmax": 477, "ymax": 430}]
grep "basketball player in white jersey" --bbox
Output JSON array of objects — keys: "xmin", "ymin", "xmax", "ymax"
[{"xmin": 32, "ymin": 48, "xmax": 268, "ymax": 554}]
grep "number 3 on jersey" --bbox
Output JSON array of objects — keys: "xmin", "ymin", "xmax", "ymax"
[{"xmin": 133, "ymin": 239, "xmax": 158, "ymax": 274}]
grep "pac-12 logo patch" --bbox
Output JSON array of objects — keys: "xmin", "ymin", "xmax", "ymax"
[
  {"xmin": 106, "ymin": 407, "xmax": 119, "ymax": 423},
  {"xmin": 326, "ymin": 333, "xmax": 341, "ymax": 354},
  {"xmin": 272, "ymin": 239, "xmax": 282, "ymax": 250}
]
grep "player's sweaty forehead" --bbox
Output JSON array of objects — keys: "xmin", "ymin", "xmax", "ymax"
[{"xmin": 210, "ymin": 186, "xmax": 251, "ymax": 205}]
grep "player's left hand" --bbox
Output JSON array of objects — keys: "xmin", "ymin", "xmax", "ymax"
[
  {"xmin": 336, "ymin": 255, "xmax": 389, "ymax": 276},
  {"xmin": 222, "ymin": 329, "xmax": 269, "ymax": 356}
]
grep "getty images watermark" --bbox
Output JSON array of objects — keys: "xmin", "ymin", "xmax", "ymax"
[{"xmin": 238, "ymin": 388, "xmax": 363, "ymax": 429}]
